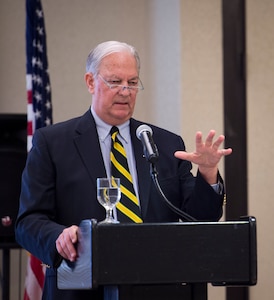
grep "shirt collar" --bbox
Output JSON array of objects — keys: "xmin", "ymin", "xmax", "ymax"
[{"xmin": 90, "ymin": 107, "xmax": 130, "ymax": 143}]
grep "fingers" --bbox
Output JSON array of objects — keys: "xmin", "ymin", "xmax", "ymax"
[
  {"xmin": 196, "ymin": 130, "xmax": 217, "ymax": 148},
  {"xmin": 212, "ymin": 135, "xmax": 225, "ymax": 151},
  {"xmin": 195, "ymin": 131, "xmax": 203, "ymax": 147},
  {"xmin": 220, "ymin": 148, "xmax": 233, "ymax": 156},
  {"xmin": 175, "ymin": 130, "xmax": 232, "ymax": 164},
  {"xmin": 210, "ymin": 133, "xmax": 232, "ymax": 157},
  {"xmin": 197, "ymin": 130, "xmax": 229, "ymax": 151},
  {"xmin": 174, "ymin": 151, "xmax": 193, "ymax": 161},
  {"xmin": 204, "ymin": 130, "xmax": 216, "ymax": 147},
  {"xmin": 56, "ymin": 225, "xmax": 79, "ymax": 262}
]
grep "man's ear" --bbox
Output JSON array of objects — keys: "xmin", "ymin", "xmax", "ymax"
[{"xmin": 85, "ymin": 73, "xmax": 95, "ymax": 93}]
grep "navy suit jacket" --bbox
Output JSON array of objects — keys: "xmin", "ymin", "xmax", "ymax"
[{"xmin": 16, "ymin": 110, "xmax": 224, "ymax": 300}]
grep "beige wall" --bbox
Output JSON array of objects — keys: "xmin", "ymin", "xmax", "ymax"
[
  {"xmin": 181, "ymin": 2, "xmax": 225, "ymax": 299},
  {"xmin": 1, "ymin": 1, "xmax": 273, "ymax": 299},
  {"xmin": 247, "ymin": 0, "xmax": 274, "ymax": 299}
]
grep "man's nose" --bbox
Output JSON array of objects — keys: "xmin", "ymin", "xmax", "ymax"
[{"xmin": 119, "ymin": 85, "xmax": 131, "ymax": 94}]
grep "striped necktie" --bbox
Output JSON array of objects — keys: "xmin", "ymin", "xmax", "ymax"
[{"xmin": 110, "ymin": 126, "xmax": 142, "ymax": 223}]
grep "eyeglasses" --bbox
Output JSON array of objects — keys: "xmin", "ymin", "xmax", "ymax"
[{"xmin": 98, "ymin": 74, "xmax": 144, "ymax": 92}]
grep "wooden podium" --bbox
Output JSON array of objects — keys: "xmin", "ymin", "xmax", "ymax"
[{"xmin": 57, "ymin": 217, "xmax": 257, "ymax": 300}]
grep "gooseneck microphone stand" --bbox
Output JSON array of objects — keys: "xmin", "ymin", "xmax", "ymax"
[{"xmin": 149, "ymin": 162, "xmax": 197, "ymax": 222}]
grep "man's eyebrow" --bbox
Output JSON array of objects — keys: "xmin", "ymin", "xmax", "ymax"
[{"xmin": 108, "ymin": 75, "xmax": 139, "ymax": 80}]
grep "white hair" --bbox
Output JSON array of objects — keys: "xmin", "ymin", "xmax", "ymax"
[{"xmin": 86, "ymin": 41, "xmax": 141, "ymax": 77}]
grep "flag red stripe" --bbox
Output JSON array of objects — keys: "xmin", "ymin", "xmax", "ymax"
[
  {"xmin": 23, "ymin": 254, "xmax": 44, "ymax": 300},
  {"xmin": 29, "ymin": 255, "xmax": 45, "ymax": 288},
  {"xmin": 23, "ymin": 290, "xmax": 30, "ymax": 300},
  {"xmin": 27, "ymin": 90, "xmax": 32, "ymax": 104},
  {"xmin": 27, "ymin": 121, "xmax": 33, "ymax": 136}
]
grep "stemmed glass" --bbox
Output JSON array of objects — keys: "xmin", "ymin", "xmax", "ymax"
[{"xmin": 97, "ymin": 177, "xmax": 121, "ymax": 224}]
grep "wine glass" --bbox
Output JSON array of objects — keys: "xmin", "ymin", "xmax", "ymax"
[{"xmin": 97, "ymin": 177, "xmax": 121, "ymax": 224}]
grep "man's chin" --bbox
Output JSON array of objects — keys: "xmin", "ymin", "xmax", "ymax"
[{"xmin": 111, "ymin": 111, "xmax": 132, "ymax": 125}]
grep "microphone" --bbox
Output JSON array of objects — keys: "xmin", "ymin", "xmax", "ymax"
[{"xmin": 136, "ymin": 125, "xmax": 159, "ymax": 164}]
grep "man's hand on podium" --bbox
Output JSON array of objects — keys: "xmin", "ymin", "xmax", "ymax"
[{"xmin": 56, "ymin": 225, "xmax": 79, "ymax": 262}]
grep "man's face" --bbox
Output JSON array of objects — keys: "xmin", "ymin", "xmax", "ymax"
[{"xmin": 86, "ymin": 52, "xmax": 140, "ymax": 126}]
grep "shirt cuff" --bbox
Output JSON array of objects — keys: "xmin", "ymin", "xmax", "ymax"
[{"xmin": 211, "ymin": 182, "xmax": 224, "ymax": 194}]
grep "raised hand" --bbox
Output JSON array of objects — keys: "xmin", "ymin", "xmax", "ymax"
[{"xmin": 174, "ymin": 130, "xmax": 232, "ymax": 184}]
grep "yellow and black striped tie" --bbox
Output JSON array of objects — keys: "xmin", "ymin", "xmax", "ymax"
[{"xmin": 110, "ymin": 126, "xmax": 143, "ymax": 223}]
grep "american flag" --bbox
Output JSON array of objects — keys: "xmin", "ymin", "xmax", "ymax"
[
  {"xmin": 26, "ymin": 0, "xmax": 52, "ymax": 151},
  {"xmin": 24, "ymin": 0, "xmax": 51, "ymax": 298}
]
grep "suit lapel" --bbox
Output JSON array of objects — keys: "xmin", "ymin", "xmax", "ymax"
[{"xmin": 73, "ymin": 111, "xmax": 107, "ymax": 188}]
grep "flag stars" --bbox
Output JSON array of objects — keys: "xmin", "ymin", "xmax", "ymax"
[
  {"xmin": 36, "ymin": 58, "xmax": 43, "ymax": 70},
  {"xmin": 34, "ymin": 109, "xmax": 41, "ymax": 120},
  {"xmin": 44, "ymin": 117, "xmax": 52, "ymax": 126},
  {"xmin": 36, "ymin": 9, "xmax": 43, "ymax": 19},
  {"xmin": 45, "ymin": 100, "xmax": 51, "ymax": 110},
  {"xmin": 32, "ymin": 74, "xmax": 43, "ymax": 86},
  {"xmin": 33, "ymin": 91, "xmax": 42, "ymax": 102},
  {"xmin": 32, "ymin": 74, "xmax": 37, "ymax": 83},
  {"xmin": 36, "ymin": 76, "xmax": 43, "ymax": 86},
  {"xmin": 32, "ymin": 39, "xmax": 44, "ymax": 53},
  {"xmin": 45, "ymin": 83, "xmax": 51, "ymax": 94},
  {"xmin": 31, "ymin": 55, "xmax": 43, "ymax": 70},
  {"xmin": 32, "ymin": 56, "xmax": 37, "ymax": 68},
  {"xmin": 27, "ymin": 0, "xmax": 52, "ymax": 136},
  {"xmin": 36, "ymin": 40, "xmax": 43, "ymax": 53},
  {"xmin": 36, "ymin": 26, "xmax": 44, "ymax": 36}
]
